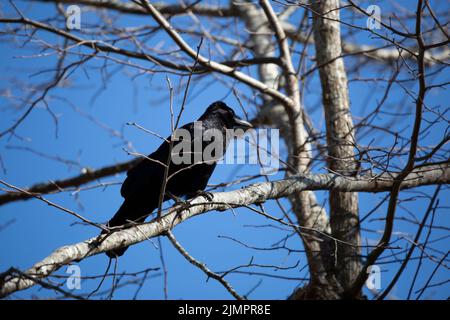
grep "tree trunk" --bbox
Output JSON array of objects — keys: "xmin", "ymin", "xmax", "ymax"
[{"xmin": 311, "ymin": 0, "xmax": 362, "ymax": 295}]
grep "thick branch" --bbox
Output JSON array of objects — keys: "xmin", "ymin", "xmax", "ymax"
[
  {"xmin": 1, "ymin": 162, "xmax": 448, "ymax": 297},
  {"xmin": 36, "ymin": 0, "xmax": 237, "ymax": 17},
  {"xmin": 0, "ymin": 159, "xmax": 139, "ymax": 206}
]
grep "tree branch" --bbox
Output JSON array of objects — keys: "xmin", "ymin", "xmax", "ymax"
[
  {"xmin": 166, "ymin": 230, "xmax": 244, "ymax": 300},
  {"xmin": 137, "ymin": 0, "xmax": 295, "ymax": 108},
  {"xmin": 344, "ymin": 0, "xmax": 429, "ymax": 298},
  {"xmin": 32, "ymin": 0, "xmax": 449, "ymax": 66},
  {"xmin": 0, "ymin": 159, "xmax": 140, "ymax": 206},
  {"xmin": 1, "ymin": 162, "xmax": 448, "ymax": 298}
]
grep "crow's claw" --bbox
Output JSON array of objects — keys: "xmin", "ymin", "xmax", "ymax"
[
  {"xmin": 166, "ymin": 191, "xmax": 189, "ymax": 207},
  {"xmin": 195, "ymin": 190, "xmax": 214, "ymax": 202}
]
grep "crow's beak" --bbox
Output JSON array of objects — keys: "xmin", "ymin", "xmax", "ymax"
[{"xmin": 233, "ymin": 116, "xmax": 253, "ymax": 130}]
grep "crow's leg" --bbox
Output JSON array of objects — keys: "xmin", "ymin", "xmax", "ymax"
[{"xmin": 166, "ymin": 191, "xmax": 190, "ymax": 208}]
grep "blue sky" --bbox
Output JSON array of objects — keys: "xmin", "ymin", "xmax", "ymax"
[{"xmin": 0, "ymin": 0, "xmax": 448, "ymax": 299}]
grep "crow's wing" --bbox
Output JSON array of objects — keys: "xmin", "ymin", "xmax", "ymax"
[
  {"xmin": 120, "ymin": 122, "xmax": 196, "ymax": 199},
  {"xmin": 120, "ymin": 141, "xmax": 169, "ymax": 199}
]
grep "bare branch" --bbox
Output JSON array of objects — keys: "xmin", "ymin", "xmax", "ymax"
[{"xmin": 166, "ymin": 230, "xmax": 244, "ymax": 300}]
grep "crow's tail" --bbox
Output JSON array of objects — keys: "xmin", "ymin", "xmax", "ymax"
[{"xmin": 102, "ymin": 200, "xmax": 152, "ymax": 258}]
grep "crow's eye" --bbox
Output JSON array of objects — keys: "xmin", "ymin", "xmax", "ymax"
[
  {"xmin": 218, "ymin": 108, "xmax": 231, "ymax": 116},
  {"xmin": 223, "ymin": 107, "xmax": 234, "ymax": 116}
]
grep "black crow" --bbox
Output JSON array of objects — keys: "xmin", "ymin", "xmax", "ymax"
[{"xmin": 103, "ymin": 101, "xmax": 252, "ymax": 257}]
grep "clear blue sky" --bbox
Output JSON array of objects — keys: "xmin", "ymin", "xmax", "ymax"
[{"xmin": 0, "ymin": 0, "xmax": 448, "ymax": 299}]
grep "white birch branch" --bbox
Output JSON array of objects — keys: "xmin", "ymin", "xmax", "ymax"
[{"xmin": 0, "ymin": 162, "xmax": 448, "ymax": 298}]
